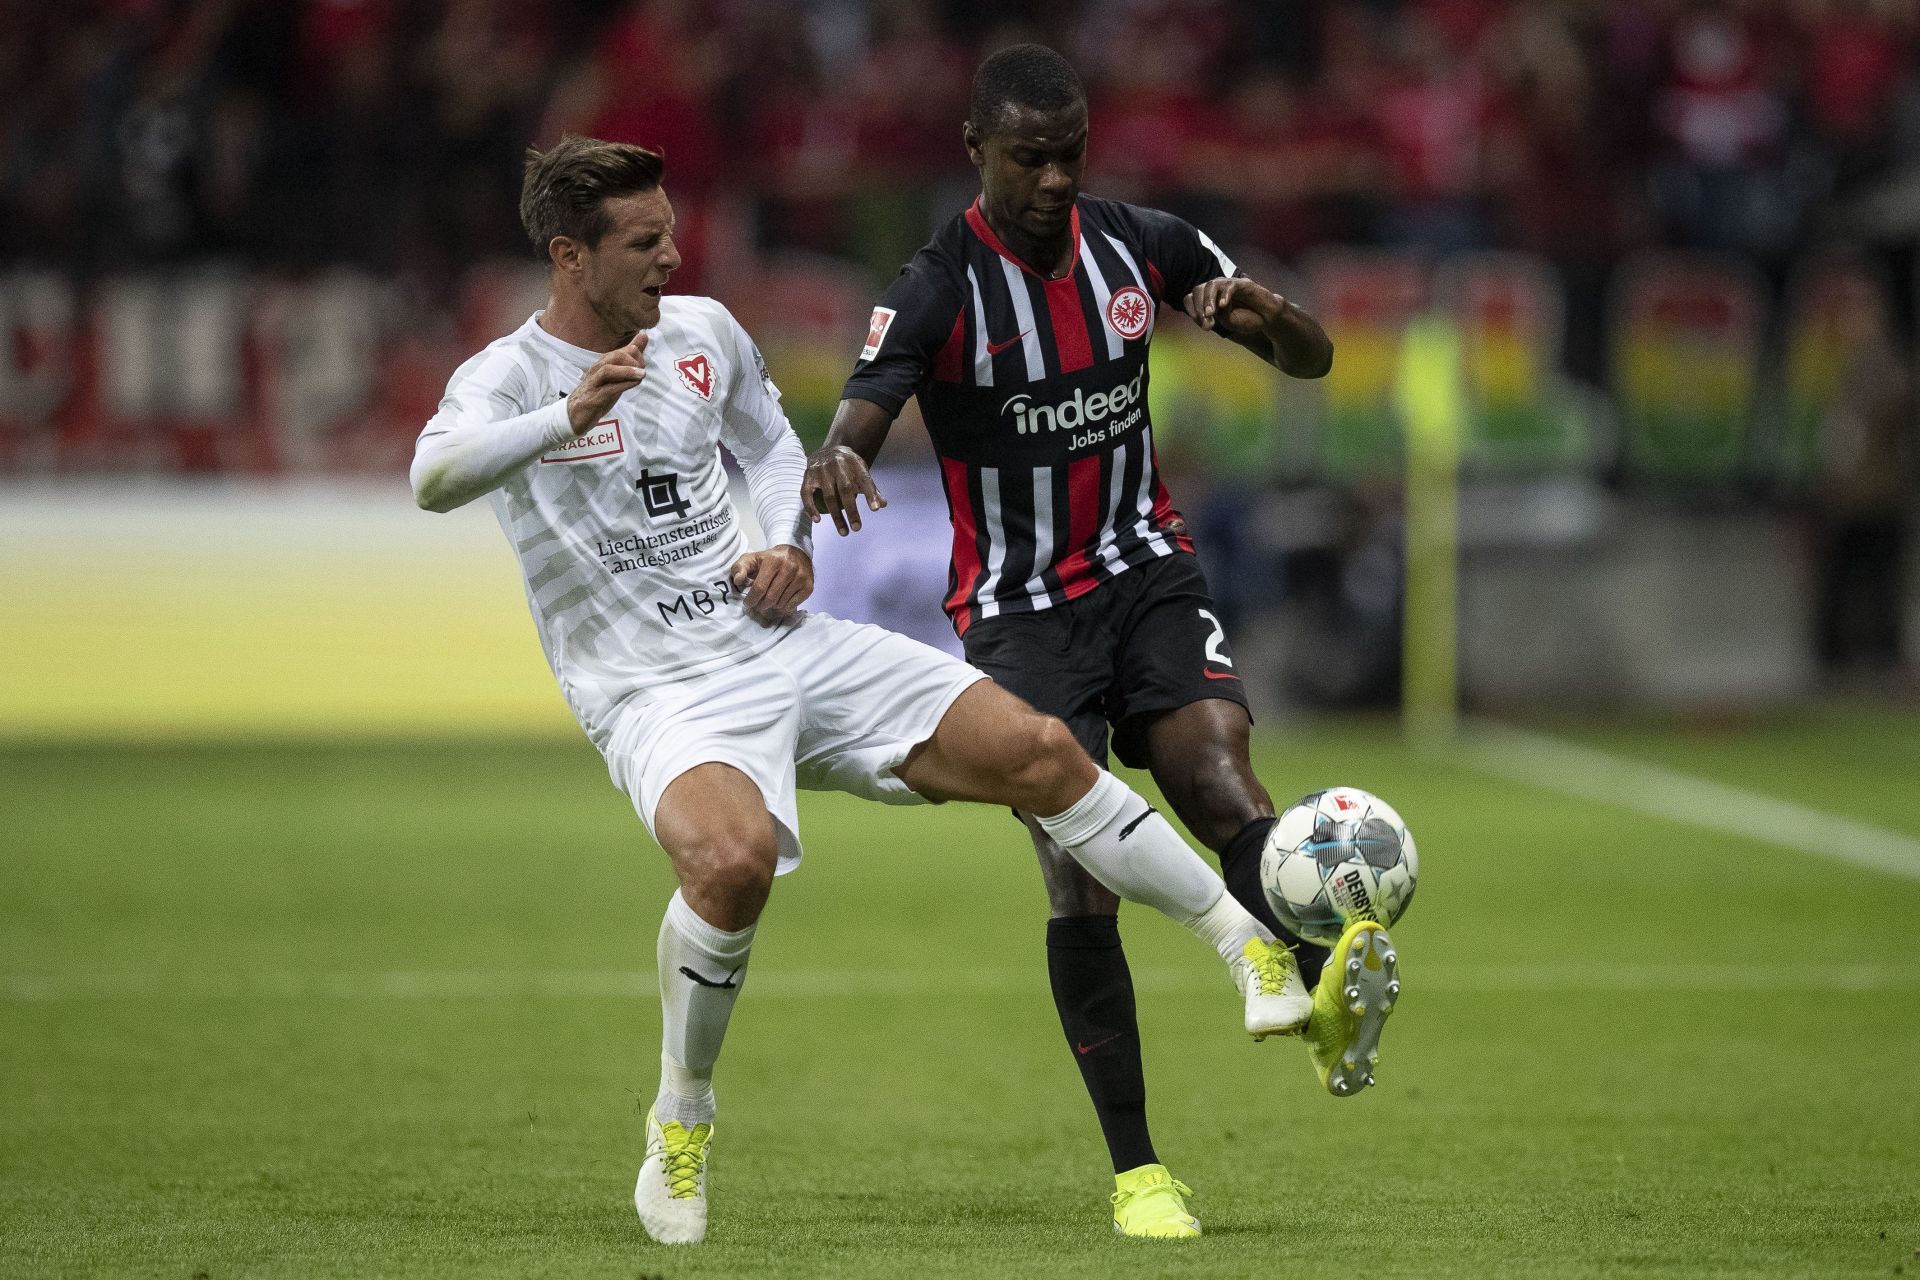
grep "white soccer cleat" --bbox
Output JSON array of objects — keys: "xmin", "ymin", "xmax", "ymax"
[
  {"xmin": 1231, "ymin": 937, "xmax": 1312, "ymax": 1039},
  {"xmin": 634, "ymin": 1107, "xmax": 711, "ymax": 1244}
]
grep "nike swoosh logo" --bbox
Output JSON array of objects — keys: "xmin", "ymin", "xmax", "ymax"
[
  {"xmin": 1075, "ymin": 1033, "xmax": 1122, "ymax": 1056},
  {"xmin": 1116, "ymin": 805, "xmax": 1159, "ymax": 841},
  {"xmin": 1203, "ymin": 669, "xmax": 1239, "ymax": 681},
  {"xmin": 985, "ymin": 331, "xmax": 1030, "ymax": 356},
  {"xmin": 679, "ymin": 965, "xmax": 741, "ymax": 989}
]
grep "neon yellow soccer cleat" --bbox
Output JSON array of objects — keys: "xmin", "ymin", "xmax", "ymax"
[
  {"xmin": 634, "ymin": 1108, "xmax": 712, "ymax": 1244},
  {"xmin": 1110, "ymin": 1163, "xmax": 1201, "ymax": 1238},
  {"xmin": 1307, "ymin": 919, "xmax": 1400, "ymax": 1096}
]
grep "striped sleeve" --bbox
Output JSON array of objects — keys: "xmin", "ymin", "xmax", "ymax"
[{"xmin": 841, "ymin": 250, "xmax": 965, "ymax": 415}]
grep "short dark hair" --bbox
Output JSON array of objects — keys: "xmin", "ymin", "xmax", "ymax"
[
  {"xmin": 519, "ymin": 136, "xmax": 665, "ymax": 258},
  {"xmin": 968, "ymin": 43, "xmax": 1085, "ymax": 138}
]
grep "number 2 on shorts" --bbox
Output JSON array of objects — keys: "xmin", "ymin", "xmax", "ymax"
[{"xmin": 1198, "ymin": 608, "xmax": 1233, "ymax": 668}]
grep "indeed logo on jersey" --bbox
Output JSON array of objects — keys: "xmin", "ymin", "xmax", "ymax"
[
  {"xmin": 1000, "ymin": 370, "xmax": 1145, "ymax": 448},
  {"xmin": 540, "ymin": 419, "xmax": 623, "ymax": 464}
]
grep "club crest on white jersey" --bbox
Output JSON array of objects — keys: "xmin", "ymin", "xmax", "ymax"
[{"xmin": 675, "ymin": 352, "xmax": 718, "ymax": 400}]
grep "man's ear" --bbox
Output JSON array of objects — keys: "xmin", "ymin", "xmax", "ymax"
[
  {"xmin": 962, "ymin": 120, "xmax": 985, "ymax": 168},
  {"xmin": 548, "ymin": 235, "xmax": 582, "ymax": 274}
]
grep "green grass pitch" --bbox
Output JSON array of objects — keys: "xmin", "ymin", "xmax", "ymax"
[{"xmin": 4, "ymin": 711, "xmax": 1918, "ymax": 1278}]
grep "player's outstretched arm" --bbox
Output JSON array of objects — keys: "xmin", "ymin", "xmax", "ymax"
[
  {"xmin": 412, "ymin": 334, "xmax": 650, "ymax": 513},
  {"xmin": 802, "ymin": 397, "xmax": 895, "ymax": 536},
  {"xmin": 1182, "ymin": 277, "xmax": 1333, "ymax": 379}
]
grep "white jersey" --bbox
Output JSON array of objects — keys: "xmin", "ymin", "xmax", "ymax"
[{"xmin": 413, "ymin": 296, "xmax": 810, "ymax": 742}]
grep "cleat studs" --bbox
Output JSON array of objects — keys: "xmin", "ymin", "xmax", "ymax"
[
  {"xmin": 1349, "ymin": 1001, "xmax": 1365, "ymax": 1015},
  {"xmin": 1345, "ymin": 985, "xmax": 1360, "ymax": 1000},
  {"xmin": 1387, "ymin": 981, "xmax": 1401, "ymax": 997}
]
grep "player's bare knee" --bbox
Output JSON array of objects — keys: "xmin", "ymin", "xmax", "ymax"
[
  {"xmin": 679, "ymin": 829, "xmax": 776, "ymax": 912},
  {"xmin": 1005, "ymin": 714, "xmax": 1088, "ymax": 812},
  {"xmin": 1165, "ymin": 751, "xmax": 1265, "ymax": 850}
]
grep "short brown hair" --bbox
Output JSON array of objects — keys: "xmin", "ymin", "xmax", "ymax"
[{"xmin": 519, "ymin": 136, "xmax": 665, "ymax": 258}]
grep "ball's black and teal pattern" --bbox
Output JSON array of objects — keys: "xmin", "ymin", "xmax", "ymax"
[{"xmin": 1260, "ymin": 787, "xmax": 1418, "ymax": 946}]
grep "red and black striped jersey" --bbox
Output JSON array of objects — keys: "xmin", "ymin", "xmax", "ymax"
[{"xmin": 842, "ymin": 193, "xmax": 1241, "ymax": 636}]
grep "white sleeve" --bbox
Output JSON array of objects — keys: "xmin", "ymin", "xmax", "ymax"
[
  {"xmin": 411, "ymin": 363, "xmax": 574, "ymax": 513},
  {"xmin": 718, "ymin": 315, "xmax": 812, "ymax": 556}
]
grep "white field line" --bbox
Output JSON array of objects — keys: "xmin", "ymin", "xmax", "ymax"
[
  {"xmin": 6, "ymin": 962, "xmax": 1918, "ymax": 1003},
  {"xmin": 1457, "ymin": 720, "xmax": 1920, "ymax": 882}
]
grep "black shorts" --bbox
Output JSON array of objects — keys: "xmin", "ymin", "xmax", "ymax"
[{"xmin": 961, "ymin": 552, "xmax": 1250, "ymax": 770}]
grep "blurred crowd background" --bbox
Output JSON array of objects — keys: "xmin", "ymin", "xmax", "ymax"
[
  {"xmin": 2, "ymin": 0, "xmax": 1916, "ymax": 711},
  {"xmin": 9, "ymin": 0, "xmax": 1920, "ymax": 289}
]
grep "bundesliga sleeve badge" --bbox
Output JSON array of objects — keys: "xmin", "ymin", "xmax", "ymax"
[{"xmin": 860, "ymin": 306, "xmax": 897, "ymax": 362}]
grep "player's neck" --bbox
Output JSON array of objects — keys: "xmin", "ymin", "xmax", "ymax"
[
  {"xmin": 983, "ymin": 207, "xmax": 1075, "ymax": 280},
  {"xmin": 539, "ymin": 293, "xmax": 634, "ymax": 354}
]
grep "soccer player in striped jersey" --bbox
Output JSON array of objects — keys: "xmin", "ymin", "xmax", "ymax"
[
  {"xmin": 804, "ymin": 45, "xmax": 1400, "ymax": 1238},
  {"xmin": 414, "ymin": 135, "xmax": 1307, "ymax": 1246}
]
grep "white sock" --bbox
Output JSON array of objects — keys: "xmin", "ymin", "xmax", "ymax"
[
  {"xmin": 655, "ymin": 1051, "xmax": 715, "ymax": 1129},
  {"xmin": 654, "ymin": 889, "xmax": 754, "ymax": 1128},
  {"xmin": 1036, "ymin": 772, "xmax": 1269, "ymax": 960},
  {"xmin": 1180, "ymin": 882, "xmax": 1270, "ymax": 963}
]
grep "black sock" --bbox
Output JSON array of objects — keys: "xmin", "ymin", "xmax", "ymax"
[
  {"xmin": 1046, "ymin": 914, "xmax": 1156, "ymax": 1174},
  {"xmin": 1221, "ymin": 817, "xmax": 1331, "ymax": 989}
]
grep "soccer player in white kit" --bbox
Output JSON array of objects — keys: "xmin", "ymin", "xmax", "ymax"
[{"xmin": 411, "ymin": 136, "xmax": 1308, "ymax": 1246}]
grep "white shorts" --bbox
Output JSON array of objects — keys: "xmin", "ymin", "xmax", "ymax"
[{"xmin": 601, "ymin": 611, "xmax": 989, "ymax": 873}]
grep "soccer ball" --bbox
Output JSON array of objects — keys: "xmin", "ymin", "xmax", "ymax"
[{"xmin": 1259, "ymin": 787, "xmax": 1417, "ymax": 946}]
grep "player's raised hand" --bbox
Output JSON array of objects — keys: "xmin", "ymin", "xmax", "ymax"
[
  {"xmin": 567, "ymin": 332, "xmax": 649, "ymax": 434},
  {"xmin": 802, "ymin": 444, "xmax": 887, "ymax": 536},
  {"xmin": 1182, "ymin": 277, "xmax": 1283, "ymax": 337},
  {"xmin": 729, "ymin": 546, "xmax": 813, "ymax": 625}
]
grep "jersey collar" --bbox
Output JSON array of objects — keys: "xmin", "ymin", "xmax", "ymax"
[
  {"xmin": 965, "ymin": 197, "xmax": 1082, "ymax": 281},
  {"xmin": 526, "ymin": 311, "xmax": 607, "ymax": 367}
]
